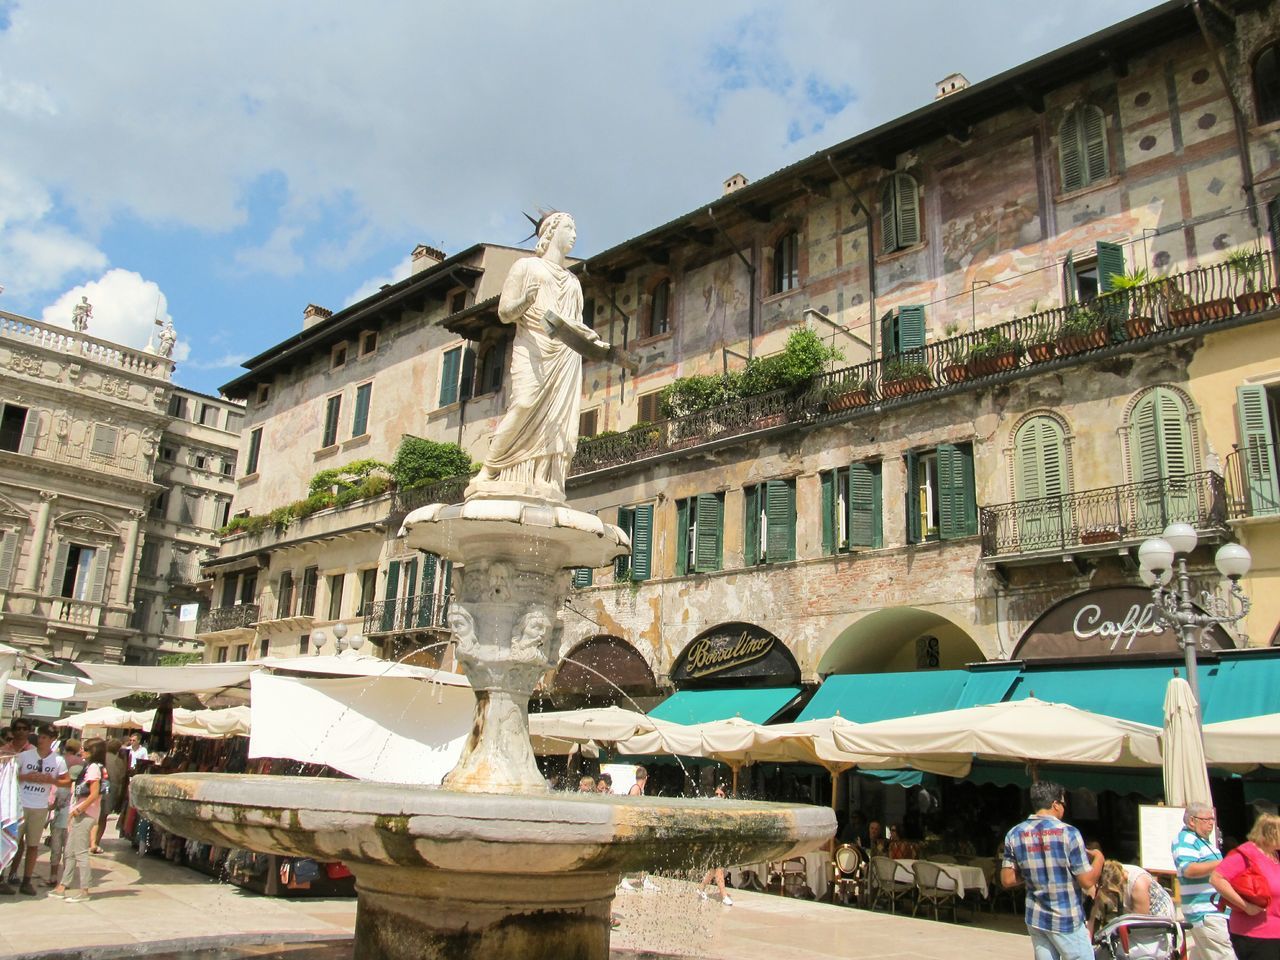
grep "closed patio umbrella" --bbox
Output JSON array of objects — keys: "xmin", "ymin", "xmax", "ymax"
[{"xmin": 1162, "ymin": 677, "xmax": 1212, "ymax": 807}]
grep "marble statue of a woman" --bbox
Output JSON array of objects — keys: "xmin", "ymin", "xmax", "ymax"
[{"xmin": 467, "ymin": 212, "xmax": 633, "ymax": 505}]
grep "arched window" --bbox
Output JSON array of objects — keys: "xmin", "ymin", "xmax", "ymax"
[
  {"xmin": 1013, "ymin": 415, "xmax": 1069, "ymax": 549},
  {"xmin": 1059, "ymin": 105, "xmax": 1109, "ymax": 192},
  {"xmin": 1128, "ymin": 387, "xmax": 1197, "ymax": 530},
  {"xmin": 647, "ymin": 279, "xmax": 671, "ymax": 337},
  {"xmin": 772, "ymin": 231, "xmax": 800, "ymax": 293},
  {"xmin": 879, "ymin": 173, "xmax": 920, "ymax": 255},
  {"xmin": 1255, "ymin": 44, "xmax": 1280, "ymax": 125}
]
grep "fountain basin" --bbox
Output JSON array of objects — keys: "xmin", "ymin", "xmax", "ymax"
[{"xmin": 132, "ymin": 774, "xmax": 834, "ymax": 960}]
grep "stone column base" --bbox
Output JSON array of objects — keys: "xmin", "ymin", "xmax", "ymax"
[{"xmin": 352, "ymin": 863, "xmax": 615, "ymax": 960}]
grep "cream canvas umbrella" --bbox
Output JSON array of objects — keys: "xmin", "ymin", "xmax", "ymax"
[
  {"xmin": 527, "ymin": 706, "xmax": 662, "ymax": 754},
  {"xmin": 1162, "ymin": 677, "xmax": 1212, "ymax": 807},
  {"xmin": 1202, "ymin": 713, "xmax": 1280, "ymax": 770}
]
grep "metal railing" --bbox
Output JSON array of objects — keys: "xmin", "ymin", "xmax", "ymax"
[
  {"xmin": 385, "ymin": 476, "xmax": 468, "ymax": 536},
  {"xmin": 167, "ymin": 557, "xmax": 209, "ymax": 586},
  {"xmin": 196, "ymin": 603, "xmax": 260, "ymax": 634},
  {"xmin": 1224, "ymin": 441, "xmax": 1280, "ymax": 519},
  {"xmin": 363, "ymin": 595, "xmax": 450, "ymax": 636},
  {"xmin": 979, "ymin": 471, "xmax": 1228, "ymax": 557},
  {"xmin": 570, "ymin": 258, "xmax": 1277, "ymax": 475}
]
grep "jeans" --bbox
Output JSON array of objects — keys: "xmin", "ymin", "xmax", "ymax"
[{"xmin": 1028, "ymin": 923, "xmax": 1094, "ymax": 960}]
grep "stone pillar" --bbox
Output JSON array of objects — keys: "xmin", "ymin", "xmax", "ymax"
[
  {"xmin": 23, "ymin": 491, "xmax": 56, "ymax": 592},
  {"xmin": 115, "ymin": 510, "xmax": 144, "ymax": 606}
]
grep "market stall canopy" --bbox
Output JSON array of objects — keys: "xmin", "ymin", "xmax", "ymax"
[
  {"xmin": 527, "ymin": 706, "xmax": 658, "ymax": 753},
  {"xmin": 6, "ymin": 678, "xmax": 79, "ymax": 701},
  {"xmin": 1202, "ymin": 713, "xmax": 1280, "ymax": 770},
  {"xmin": 74, "ymin": 662, "xmax": 260, "ymax": 701},
  {"xmin": 260, "ymin": 655, "xmax": 469, "ymax": 685},
  {"xmin": 57, "ymin": 706, "xmax": 251, "ymax": 738},
  {"xmin": 830, "ymin": 698, "xmax": 1162, "ymax": 767}
]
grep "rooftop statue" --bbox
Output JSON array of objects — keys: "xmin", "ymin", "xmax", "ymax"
[
  {"xmin": 71, "ymin": 296, "xmax": 92, "ymax": 333},
  {"xmin": 466, "ymin": 212, "xmax": 637, "ymax": 505}
]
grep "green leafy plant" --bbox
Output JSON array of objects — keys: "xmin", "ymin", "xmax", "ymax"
[
  {"xmin": 738, "ymin": 328, "xmax": 844, "ymax": 397},
  {"xmin": 659, "ymin": 373, "xmax": 741, "ymax": 418},
  {"xmin": 1227, "ymin": 248, "xmax": 1267, "ymax": 292},
  {"xmin": 882, "ymin": 357, "xmax": 930, "ymax": 382},
  {"xmin": 309, "ymin": 458, "xmax": 390, "ymax": 496},
  {"xmin": 966, "ymin": 329, "xmax": 1022, "ymax": 360},
  {"xmin": 1058, "ymin": 306, "xmax": 1105, "ymax": 336},
  {"xmin": 390, "ymin": 437, "xmax": 476, "ymax": 490}
]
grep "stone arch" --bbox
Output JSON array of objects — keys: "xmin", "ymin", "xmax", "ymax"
[
  {"xmin": 53, "ymin": 510, "xmax": 120, "ymax": 537},
  {"xmin": 550, "ymin": 635, "xmax": 660, "ymax": 709},
  {"xmin": 817, "ymin": 605, "xmax": 987, "ymax": 676},
  {"xmin": 1118, "ymin": 383, "xmax": 1204, "ymax": 483}
]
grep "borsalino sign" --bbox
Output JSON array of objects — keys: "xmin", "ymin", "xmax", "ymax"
[
  {"xmin": 1012, "ymin": 586, "xmax": 1233, "ymax": 660},
  {"xmin": 671, "ymin": 622, "xmax": 801, "ymax": 686}
]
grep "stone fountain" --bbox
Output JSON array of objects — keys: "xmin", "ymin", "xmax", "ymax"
[{"xmin": 131, "ymin": 212, "xmax": 834, "ymax": 960}]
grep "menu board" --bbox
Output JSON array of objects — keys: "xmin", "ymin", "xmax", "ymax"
[{"xmin": 1138, "ymin": 805, "xmax": 1186, "ymax": 874}]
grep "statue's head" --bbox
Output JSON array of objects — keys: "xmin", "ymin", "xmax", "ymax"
[{"xmin": 535, "ymin": 212, "xmax": 575, "ymax": 256}]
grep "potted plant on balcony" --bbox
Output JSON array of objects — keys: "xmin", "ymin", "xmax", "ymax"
[
  {"xmin": 940, "ymin": 324, "xmax": 970, "ymax": 383},
  {"xmin": 1079, "ymin": 526, "xmax": 1122, "ymax": 545},
  {"xmin": 1055, "ymin": 305, "xmax": 1109, "ymax": 355},
  {"xmin": 1108, "ymin": 269, "xmax": 1155, "ymax": 338},
  {"xmin": 818, "ymin": 370, "xmax": 872, "ymax": 411},
  {"xmin": 966, "ymin": 329, "xmax": 1023, "ymax": 377},
  {"xmin": 1227, "ymin": 247, "xmax": 1270, "ymax": 314},
  {"xmin": 881, "ymin": 356, "xmax": 932, "ymax": 398},
  {"xmin": 1024, "ymin": 305, "xmax": 1056, "ymax": 362}
]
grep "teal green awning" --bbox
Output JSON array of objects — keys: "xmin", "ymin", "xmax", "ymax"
[
  {"xmin": 1204, "ymin": 655, "xmax": 1280, "ymax": 723},
  {"xmin": 963, "ymin": 761, "xmax": 1164, "ymax": 797},
  {"xmin": 1005, "ymin": 662, "xmax": 1220, "ymax": 726},
  {"xmin": 955, "ymin": 664, "xmax": 1022, "ymax": 709},
  {"xmin": 648, "ymin": 686, "xmax": 802, "ymax": 725},
  {"xmin": 797, "ymin": 670, "xmax": 969, "ymax": 722}
]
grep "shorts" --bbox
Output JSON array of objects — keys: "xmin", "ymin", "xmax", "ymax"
[{"xmin": 20, "ymin": 807, "xmax": 50, "ymax": 847}]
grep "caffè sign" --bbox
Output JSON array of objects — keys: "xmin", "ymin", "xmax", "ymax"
[
  {"xmin": 671, "ymin": 622, "xmax": 800, "ymax": 686},
  {"xmin": 1012, "ymin": 587, "xmax": 1233, "ymax": 661}
]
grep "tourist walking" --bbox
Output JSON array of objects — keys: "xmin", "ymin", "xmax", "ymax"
[
  {"xmin": 12, "ymin": 724, "xmax": 70, "ymax": 895},
  {"xmin": 47, "ymin": 738, "xmax": 86, "ymax": 887},
  {"xmin": 51, "ymin": 739, "xmax": 105, "ymax": 903},
  {"xmin": 1172, "ymin": 802, "xmax": 1236, "ymax": 960},
  {"xmin": 696, "ymin": 785, "xmax": 733, "ymax": 906},
  {"xmin": 1211, "ymin": 812, "xmax": 1280, "ymax": 960},
  {"xmin": 619, "ymin": 766, "xmax": 660, "ymax": 893},
  {"xmin": 1001, "ymin": 780, "xmax": 1104, "ymax": 960}
]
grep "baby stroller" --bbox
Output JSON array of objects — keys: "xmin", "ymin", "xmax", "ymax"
[{"xmin": 1093, "ymin": 914, "xmax": 1188, "ymax": 960}]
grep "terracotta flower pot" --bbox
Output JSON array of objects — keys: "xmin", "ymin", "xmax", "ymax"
[
  {"xmin": 882, "ymin": 375, "xmax": 931, "ymax": 398},
  {"xmin": 1125, "ymin": 316, "xmax": 1155, "ymax": 339},
  {"xmin": 1236, "ymin": 291, "xmax": 1271, "ymax": 314},
  {"xmin": 827, "ymin": 388, "xmax": 871, "ymax": 411},
  {"xmin": 968, "ymin": 349, "xmax": 1020, "ymax": 377},
  {"xmin": 944, "ymin": 363, "xmax": 970, "ymax": 384},
  {"xmin": 1169, "ymin": 306, "xmax": 1200, "ymax": 327},
  {"xmin": 1205, "ymin": 297, "xmax": 1234, "ymax": 320},
  {"xmin": 1027, "ymin": 342, "xmax": 1055, "ymax": 363},
  {"xmin": 1055, "ymin": 328, "xmax": 1108, "ymax": 355}
]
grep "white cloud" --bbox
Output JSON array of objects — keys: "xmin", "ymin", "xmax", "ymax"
[
  {"xmin": 0, "ymin": 225, "xmax": 107, "ymax": 295},
  {"xmin": 42, "ymin": 269, "xmax": 179, "ymax": 357},
  {"xmin": 345, "ymin": 254, "xmax": 413, "ymax": 307}
]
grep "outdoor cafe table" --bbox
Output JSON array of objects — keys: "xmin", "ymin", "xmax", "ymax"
[
  {"xmin": 731, "ymin": 854, "xmax": 828, "ymax": 899},
  {"xmin": 894, "ymin": 858, "xmax": 989, "ymax": 898}
]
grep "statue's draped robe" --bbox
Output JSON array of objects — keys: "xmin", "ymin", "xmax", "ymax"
[{"xmin": 477, "ymin": 255, "xmax": 592, "ymax": 496}]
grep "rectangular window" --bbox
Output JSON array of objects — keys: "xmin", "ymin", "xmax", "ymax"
[
  {"xmin": 327, "ymin": 572, "xmax": 346, "ymax": 621},
  {"xmin": 649, "ymin": 281, "xmax": 671, "ymax": 337},
  {"xmin": 139, "ymin": 542, "xmax": 159, "ymax": 577},
  {"xmin": 322, "ymin": 394, "xmax": 342, "ymax": 448},
  {"xmin": 199, "ymin": 403, "xmax": 219, "ymax": 427},
  {"xmin": 245, "ymin": 428, "xmax": 263, "ymax": 475},
  {"xmin": 300, "ymin": 566, "xmax": 319, "ymax": 616},
  {"xmin": 276, "ymin": 570, "xmax": 294, "ymax": 619},
  {"xmin": 216, "ymin": 646, "xmax": 229, "ymax": 663},
  {"xmin": 582, "ymin": 297, "xmax": 596, "ymax": 330},
  {"xmin": 676, "ymin": 493, "xmax": 724, "ymax": 575},
  {"xmin": 571, "ymin": 566, "xmax": 593, "ymax": 588},
  {"xmin": 221, "ymin": 458, "xmax": 234, "ymax": 476},
  {"xmin": 360, "ymin": 331, "xmax": 378, "ymax": 356},
  {"xmin": 744, "ymin": 479, "xmax": 797, "ymax": 565},
  {"xmin": 178, "ymin": 491, "xmax": 199, "ymax": 525},
  {"xmin": 638, "ymin": 390, "xmax": 663, "ymax": 424},
  {"xmin": 226, "ymin": 411, "xmax": 243, "ymax": 434},
  {"xmin": 772, "ymin": 233, "xmax": 799, "ymax": 294},
  {"xmin": 331, "ymin": 343, "xmax": 348, "ymax": 369},
  {"xmin": 352, "ymin": 383, "xmax": 372, "ymax": 437},
  {"xmin": 258, "ymin": 638, "xmax": 269, "ymax": 659},
  {"xmin": 193, "ymin": 453, "xmax": 207, "ymax": 470},
  {"xmin": 167, "ymin": 395, "xmax": 189, "ymax": 418},
  {"xmin": 821, "ymin": 462, "xmax": 883, "ymax": 554},
  {"xmin": 90, "ymin": 424, "xmax": 118, "ymax": 458},
  {"xmin": 880, "ymin": 305, "xmax": 926, "ymax": 360},
  {"xmin": 255, "ymin": 384, "xmax": 270, "ymax": 406},
  {"xmin": 235, "ymin": 643, "xmax": 249, "ymax": 662},
  {"xmin": 220, "ymin": 575, "xmax": 237, "ymax": 609},
  {"xmin": 579, "ymin": 408, "xmax": 599, "ymax": 438},
  {"xmin": 160, "ymin": 445, "xmax": 177, "ymax": 462},
  {"xmin": 59, "ymin": 544, "xmax": 97, "ymax": 600},
  {"xmin": 0, "ymin": 403, "xmax": 29, "ymax": 453},
  {"xmin": 239, "ymin": 572, "xmax": 257, "ymax": 605},
  {"xmin": 439, "ymin": 346, "xmax": 463, "ymax": 406},
  {"xmin": 214, "ymin": 499, "xmax": 232, "ymax": 529},
  {"xmin": 359, "ymin": 567, "xmax": 377, "ymax": 617},
  {"xmin": 906, "ymin": 443, "xmax": 976, "ymax": 543},
  {"xmin": 614, "ymin": 504, "xmax": 653, "ymax": 581},
  {"xmin": 450, "ymin": 291, "xmax": 468, "ymax": 314},
  {"xmin": 299, "ymin": 633, "xmax": 310, "ymax": 656}
]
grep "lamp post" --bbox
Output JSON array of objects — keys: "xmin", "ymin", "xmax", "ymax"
[{"xmin": 1137, "ymin": 522, "xmax": 1252, "ymax": 721}]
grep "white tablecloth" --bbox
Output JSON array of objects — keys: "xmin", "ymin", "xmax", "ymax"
[
  {"xmin": 895, "ymin": 859, "xmax": 989, "ymax": 899},
  {"xmin": 732, "ymin": 854, "xmax": 828, "ymax": 899}
]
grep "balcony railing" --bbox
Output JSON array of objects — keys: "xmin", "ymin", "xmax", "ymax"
[
  {"xmin": 979, "ymin": 471, "xmax": 1228, "ymax": 558},
  {"xmin": 1224, "ymin": 441, "xmax": 1280, "ymax": 520},
  {"xmin": 167, "ymin": 557, "xmax": 209, "ymax": 587},
  {"xmin": 0, "ymin": 310, "xmax": 173, "ymax": 381},
  {"xmin": 196, "ymin": 603, "xmax": 260, "ymax": 634},
  {"xmin": 385, "ymin": 476, "xmax": 468, "ymax": 536},
  {"xmin": 571, "ymin": 258, "xmax": 1277, "ymax": 476},
  {"xmin": 363, "ymin": 595, "xmax": 449, "ymax": 636}
]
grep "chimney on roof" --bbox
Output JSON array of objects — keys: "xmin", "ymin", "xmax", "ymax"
[
  {"xmin": 935, "ymin": 73, "xmax": 969, "ymax": 100},
  {"xmin": 723, "ymin": 173, "xmax": 749, "ymax": 196},
  {"xmin": 412, "ymin": 244, "xmax": 447, "ymax": 274},
  {"xmin": 302, "ymin": 303, "xmax": 333, "ymax": 330}
]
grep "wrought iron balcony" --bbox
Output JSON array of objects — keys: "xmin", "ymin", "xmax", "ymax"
[
  {"xmin": 979, "ymin": 471, "xmax": 1228, "ymax": 559},
  {"xmin": 363, "ymin": 595, "xmax": 450, "ymax": 636},
  {"xmin": 196, "ymin": 603, "xmax": 260, "ymax": 635},
  {"xmin": 385, "ymin": 476, "xmax": 468, "ymax": 537},
  {"xmin": 1224, "ymin": 441, "xmax": 1280, "ymax": 520},
  {"xmin": 571, "ymin": 258, "xmax": 1277, "ymax": 477}
]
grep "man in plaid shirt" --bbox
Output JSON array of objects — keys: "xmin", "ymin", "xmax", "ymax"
[{"xmin": 1001, "ymin": 780, "xmax": 1105, "ymax": 960}]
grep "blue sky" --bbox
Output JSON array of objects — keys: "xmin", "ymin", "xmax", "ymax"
[{"xmin": 0, "ymin": 1, "xmax": 1161, "ymax": 395}]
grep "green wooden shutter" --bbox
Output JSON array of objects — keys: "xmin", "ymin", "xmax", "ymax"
[
  {"xmin": 937, "ymin": 444, "xmax": 976, "ymax": 539},
  {"xmin": 848, "ymin": 462, "xmax": 880, "ymax": 548},
  {"xmin": 895, "ymin": 173, "xmax": 920, "ymax": 248},
  {"xmin": 572, "ymin": 567, "xmax": 593, "ymax": 588},
  {"xmin": 630, "ymin": 504, "xmax": 653, "ymax": 581},
  {"xmin": 1269, "ymin": 197, "xmax": 1280, "ymax": 277},
  {"xmin": 694, "ymin": 493, "xmax": 723, "ymax": 572},
  {"xmin": 764, "ymin": 479, "xmax": 795, "ymax": 563},
  {"xmin": 1097, "ymin": 242, "xmax": 1126, "ymax": 293},
  {"xmin": 88, "ymin": 548, "xmax": 110, "ymax": 603},
  {"xmin": 615, "ymin": 507, "xmax": 635, "ymax": 579},
  {"xmin": 675, "ymin": 498, "xmax": 690, "ymax": 576},
  {"xmin": 1129, "ymin": 393, "xmax": 1162, "ymax": 483},
  {"xmin": 1237, "ymin": 385, "xmax": 1280, "ymax": 515},
  {"xmin": 459, "ymin": 347, "xmax": 477, "ymax": 402},
  {"xmin": 879, "ymin": 310, "xmax": 899, "ymax": 359},
  {"xmin": 897, "ymin": 305, "xmax": 926, "ymax": 362},
  {"xmin": 905, "ymin": 452, "xmax": 921, "ymax": 544},
  {"xmin": 439, "ymin": 348, "xmax": 461, "ymax": 406},
  {"xmin": 880, "ymin": 179, "xmax": 897, "ymax": 255},
  {"xmin": 744, "ymin": 485, "xmax": 760, "ymax": 566},
  {"xmin": 0, "ymin": 530, "xmax": 19, "ymax": 588},
  {"xmin": 384, "ymin": 561, "xmax": 400, "ymax": 601},
  {"xmin": 1082, "ymin": 106, "xmax": 1108, "ymax": 184},
  {"xmin": 1015, "ymin": 418, "xmax": 1067, "ymax": 547},
  {"xmin": 1153, "ymin": 388, "xmax": 1192, "ymax": 479},
  {"xmin": 418, "ymin": 552, "xmax": 438, "ymax": 626},
  {"xmin": 441, "ymin": 560, "xmax": 453, "ymax": 619},
  {"xmin": 1060, "ymin": 112, "xmax": 1084, "ymax": 192},
  {"xmin": 352, "ymin": 383, "xmax": 372, "ymax": 437},
  {"xmin": 820, "ymin": 470, "xmax": 836, "ymax": 555}
]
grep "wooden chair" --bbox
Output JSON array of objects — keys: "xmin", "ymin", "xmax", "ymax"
[
  {"xmin": 769, "ymin": 857, "xmax": 811, "ymax": 898},
  {"xmin": 911, "ymin": 861, "xmax": 960, "ymax": 922},
  {"xmin": 868, "ymin": 856, "xmax": 914, "ymax": 914},
  {"xmin": 830, "ymin": 844, "xmax": 866, "ymax": 907}
]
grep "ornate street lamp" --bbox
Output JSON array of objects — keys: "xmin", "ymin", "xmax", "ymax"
[{"xmin": 1138, "ymin": 522, "xmax": 1252, "ymax": 721}]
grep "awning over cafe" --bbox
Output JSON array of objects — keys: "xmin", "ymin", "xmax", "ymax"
[
  {"xmin": 648, "ymin": 686, "xmax": 803, "ymax": 725},
  {"xmin": 797, "ymin": 670, "xmax": 968, "ymax": 722}
]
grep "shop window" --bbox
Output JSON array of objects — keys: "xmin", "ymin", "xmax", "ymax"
[
  {"xmin": 300, "ymin": 566, "xmax": 319, "ymax": 616},
  {"xmin": 579, "ymin": 408, "xmax": 599, "ymax": 439},
  {"xmin": 327, "ymin": 572, "xmax": 346, "ymax": 621},
  {"xmin": 879, "ymin": 305, "xmax": 926, "ymax": 361},
  {"xmin": 1235, "ymin": 384, "xmax": 1280, "ymax": 516},
  {"xmin": 90, "ymin": 424, "xmax": 118, "ymax": 458},
  {"xmin": 352, "ymin": 382, "xmax": 372, "ymax": 437},
  {"xmin": 245, "ymin": 428, "xmax": 263, "ymax": 475},
  {"xmin": 676, "ymin": 492, "xmax": 724, "ymax": 575},
  {"xmin": 772, "ymin": 232, "xmax": 799, "ymax": 293},
  {"xmin": 879, "ymin": 172, "xmax": 921, "ymax": 255},
  {"xmin": 906, "ymin": 443, "xmax": 976, "ymax": 543},
  {"xmin": 1059, "ymin": 105, "xmax": 1109, "ymax": 192},
  {"xmin": 744, "ymin": 479, "xmax": 796, "ymax": 565},
  {"xmin": 321, "ymin": 394, "xmax": 342, "ymax": 448},
  {"xmin": 614, "ymin": 504, "xmax": 653, "ymax": 582},
  {"xmin": 646, "ymin": 280, "xmax": 671, "ymax": 337},
  {"xmin": 637, "ymin": 390, "xmax": 663, "ymax": 424},
  {"xmin": 0, "ymin": 403, "xmax": 30, "ymax": 453},
  {"xmin": 1256, "ymin": 44, "xmax": 1280, "ymax": 125},
  {"xmin": 359, "ymin": 330, "xmax": 378, "ymax": 356},
  {"xmin": 820, "ymin": 462, "xmax": 882, "ymax": 554}
]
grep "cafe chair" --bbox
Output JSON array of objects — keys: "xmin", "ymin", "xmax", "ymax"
[
  {"xmin": 830, "ymin": 844, "xmax": 866, "ymax": 907},
  {"xmin": 911, "ymin": 861, "xmax": 960, "ymax": 922},
  {"xmin": 869, "ymin": 856, "xmax": 914, "ymax": 914},
  {"xmin": 768, "ymin": 857, "xmax": 812, "ymax": 899}
]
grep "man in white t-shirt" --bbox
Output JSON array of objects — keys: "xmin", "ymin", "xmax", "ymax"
[
  {"xmin": 10, "ymin": 724, "xmax": 69, "ymax": 896},
  {"xmin": 127, "ymin": 733, "xmax": 149, "ymax": 770}
]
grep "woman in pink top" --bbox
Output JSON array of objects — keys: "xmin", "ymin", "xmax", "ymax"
[
  {"xmin": 1211, "ymin": 813, "xmax": 1280, "ymax": 960},
  {"xmin": 50, "ymin": 739, "xmax": 105, "ymax": 903}
]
